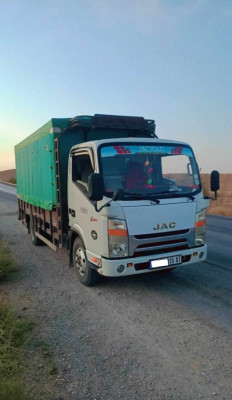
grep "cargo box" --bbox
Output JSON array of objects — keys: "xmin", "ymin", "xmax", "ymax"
[{"xmin": 15, "ymin": 115, "xmax": 156, "ymax": 211}]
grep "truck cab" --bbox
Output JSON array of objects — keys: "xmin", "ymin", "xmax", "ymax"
[{"xmin": 68, "ymin": 137, "xmax": 210, "ymax": 285}]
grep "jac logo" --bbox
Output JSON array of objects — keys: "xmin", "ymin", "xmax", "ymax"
[{"xmin": 153, "ymin": 222, "xmax": 176, "ymax": 231}]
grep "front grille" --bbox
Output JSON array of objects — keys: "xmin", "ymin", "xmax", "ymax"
[
  {"xmin": 134, "ymin": 244, "xmax": 189, "ymax": 258},
  {"xmin": 134, "ymin": 229, "xmax": 189, "ymax": 240},
  {"xmin": 134, "ymin": 254, "xmax": 192, "ymax": 271},
  {"xmin": 136, "ymin": 238, "xmax": 187, "ymax": 249}
]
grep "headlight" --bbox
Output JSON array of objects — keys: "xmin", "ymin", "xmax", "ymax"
[
  {"xmin": 195, "ymin": 210, "xmax": 206, "ymax": 246},
  {"xmin": 108, "ymin": 218, "xmax": 128, "ymax": 258}
]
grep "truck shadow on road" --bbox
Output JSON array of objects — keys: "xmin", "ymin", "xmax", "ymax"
[{"xmin": 98, "ymin": 262, "xmax": 232, "ymax": 333}]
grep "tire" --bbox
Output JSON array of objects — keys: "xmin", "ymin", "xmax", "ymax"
[
  {"xmin": 73, "ymin": 237, "xmax": 99, "ymax": 286},
  {"xmin": 30, "ymin": 216, "xmax": 42, "ymax": 246}
]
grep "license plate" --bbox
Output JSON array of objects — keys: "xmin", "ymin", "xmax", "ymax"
[{"xmin": 149, "ymin": 255, "xmax": 182, "ymax": 269}]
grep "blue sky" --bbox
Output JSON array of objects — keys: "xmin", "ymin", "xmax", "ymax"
[{"xmin": 0, "ymin": 0, "xmax": 231, "ymax": 172}]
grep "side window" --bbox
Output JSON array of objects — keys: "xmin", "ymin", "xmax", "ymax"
[
  {"xmin": 72, "ymin": 154, "xmax": 94, "ymax": 193},
  {"xmin": 161, "ymin": 155, "xmax": 193, "ymax": 186}
]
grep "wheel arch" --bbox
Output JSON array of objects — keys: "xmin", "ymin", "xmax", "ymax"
[{"xmin": 68, "ymin": 228, "xmax": 85, "ymax": 266}]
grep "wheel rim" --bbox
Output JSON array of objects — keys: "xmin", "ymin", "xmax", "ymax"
[{"xmin": 74, "ymin": 246, "xmax": 87, "ymax": 277}]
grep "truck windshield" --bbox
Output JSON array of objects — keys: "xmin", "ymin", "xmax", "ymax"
[{"xmin": 99, "ymin": 143, "xmax": 201, "ymax": 199}]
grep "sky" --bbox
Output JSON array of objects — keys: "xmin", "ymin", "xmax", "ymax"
[{"xmin": 0, "ymin": 0, "xmax": 231, "ymax": 173}]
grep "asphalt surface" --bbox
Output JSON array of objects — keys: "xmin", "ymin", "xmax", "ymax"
[
  {"xmin": 0, "ymin": 181, "xmax": 232, "ymax": 400},
  {"xmin": 0, "ymin": 181, "xmax": 17, "ymax": 196}
]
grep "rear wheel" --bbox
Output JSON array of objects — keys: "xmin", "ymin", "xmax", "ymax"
[
  {"xmin": 73, "ymin": 237, "xmax": 99, "ymax": 286},
  {"xmin": 30, "ymin": 216, "xmax": 42, "ymax": 246}
]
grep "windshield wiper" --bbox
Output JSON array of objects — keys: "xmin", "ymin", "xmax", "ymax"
[
  {"xmin": 122, "ymin": 191, "xmax": 144, "ymax": 197},
  {"xmin": 106, "ymin": 189, "xmax": 160, "ymax": 202},
  {"xmin": 122, "ymin": 191, "xmax": 160, "ymax": 203},
  {"xmin": 154, "ymin": 190, "xmax": 195, "ymax": 201},
  {"xmin": 105, "ymin": 189, "xmax": 144, "ymax": 199}
]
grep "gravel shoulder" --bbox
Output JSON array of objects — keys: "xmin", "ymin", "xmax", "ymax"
[{"xmin": 0, "ymin": 192, "xmax": 232, "ymax": 400}]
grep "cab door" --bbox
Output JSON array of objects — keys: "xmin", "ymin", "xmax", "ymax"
[{"xmin": 68, "ymin": 149, "xmax": 102, "ymax": 257}]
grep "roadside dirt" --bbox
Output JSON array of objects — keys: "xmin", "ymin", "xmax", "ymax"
[
  {"xmin": 201, "ymin": 174, "xmax": 232, "ymax": 216},
  {"xmin": 0, "ymin": 192, "xmax": 232, "ymax": 400},
  {"xmin": 0, "ymin": 168, "xmax": 16, "ymax": 182}
]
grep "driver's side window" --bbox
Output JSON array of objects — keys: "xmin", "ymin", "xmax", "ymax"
[{"xmin": 72, "ymin": 154, "xmax": 94, "ymax": 194}]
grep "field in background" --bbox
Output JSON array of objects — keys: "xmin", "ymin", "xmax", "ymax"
[
  {"xmin": 0, "ymin": 169, "xmax": 231, "ymax": 216},
  {"xmin": 0, "ymin": 169, "xmax": 16, "ymax": 184},
  {"xmin": 201, "ymin": 173, "xmax": 232, "ymax": 216}
]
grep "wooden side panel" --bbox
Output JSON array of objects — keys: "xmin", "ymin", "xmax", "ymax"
[{"xmin": 18, "ymin": 198, "xmax": 62, "ymax": 248}]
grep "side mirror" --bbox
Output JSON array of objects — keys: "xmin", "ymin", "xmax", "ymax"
[
  {"xmin": 210, "ymin": 170, "xmax": 220, "ymax": 199},
  {"xmin": 88, "ymin": 173, "xmax": 104, "ymax": 201}
]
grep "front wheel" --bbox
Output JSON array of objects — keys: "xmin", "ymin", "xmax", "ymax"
[{"xmin": 73, "ymin": 237, "xmax": 99, "ymax": 286}]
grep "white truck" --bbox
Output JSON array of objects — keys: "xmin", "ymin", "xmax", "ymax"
[{"xmin": 15, "ymin": 114, "xmax": 219, "ymax": 285}]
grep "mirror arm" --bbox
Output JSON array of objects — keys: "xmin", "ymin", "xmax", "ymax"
[
  {"xmin": 204, "ymin": 193, "xmax": 217, "ymax": 201},
  {"xmin": 94, "ymin": 200, "xmax": 112, "ymax": 213},
  {"xmin": 94, "ymin": 189, "xmax": 124, "ymax": 213}
]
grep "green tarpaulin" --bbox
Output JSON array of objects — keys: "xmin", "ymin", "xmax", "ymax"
[{"xmin": 15, "ymin": 119, "xmax": 70, "ymax": 210}]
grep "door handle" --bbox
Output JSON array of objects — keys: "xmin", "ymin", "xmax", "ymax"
[{"xmin": 69, "ymin": 208, "xmax": 76, "ymax": 217}]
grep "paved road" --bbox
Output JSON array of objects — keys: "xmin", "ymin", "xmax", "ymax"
[
  {"xmin": 0, "ymin": 181, "xmax": 17, "ymax": 196},
  {"xmin": 0, "ymin": 182, "xmax": 232, "ymax": 400},
  {"xmin": 207, "ymin": 214, "xmax": 232, "ymax": 271}
]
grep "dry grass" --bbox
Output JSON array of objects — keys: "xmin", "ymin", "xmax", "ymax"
[
  {"xmin": 207, "ymin": 206, "xmax": 232, "ymax": 217},
  {"xmin": 0, "ymin": 304, "xmax": 34, "ymax": 400},
  {"xmin": 8, "ymin": 177, "xmax": 16, "ymax": 184},
  {"xmin": 0, "ymin": 240, "xmax": 59, "ymax": 400},
  {"xmin": 0, "ymin": 240, "xmax": 34, "ymax": 400},
  {"xmin": 0, "ymin": 241, "xmax": 17, "ymax": 280}
]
